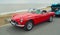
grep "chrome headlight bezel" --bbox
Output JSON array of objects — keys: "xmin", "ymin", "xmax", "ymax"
[{"xmin": 20, "ymin": 18, "xmax": 23, "ymax": 22}]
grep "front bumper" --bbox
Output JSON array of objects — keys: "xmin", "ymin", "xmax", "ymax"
[{"xmin": 10, "ymin": 21, "xmax": 24, "ymax": 27}]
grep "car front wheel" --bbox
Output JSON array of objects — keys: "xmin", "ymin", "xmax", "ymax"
[{"xmin": 24, "ymin": 21, "xmax": 33, "ymax": 31}]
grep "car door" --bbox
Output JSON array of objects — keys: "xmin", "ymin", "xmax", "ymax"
[
  {"xmin": 34, "ymin": 9, "xmax": 47, "ymax": 24},
  {"xmin": 35, "ymin": 13, "xmax": 49, "ymax": 24},
  {"xmin": 34, "ymin": 14, "xmax": 43, "ymax": 24},
  {"xmin": 37, "ymin": 13, "xmax": 46, "ymax": 23},
  {"xmin": 41, "ymin": 12, "xmax": 50, "ymax": 21}
]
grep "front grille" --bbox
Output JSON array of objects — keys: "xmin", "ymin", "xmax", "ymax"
[{"xmin": 11, "ymin": 20, "xmax": 18, "ymax": 25}]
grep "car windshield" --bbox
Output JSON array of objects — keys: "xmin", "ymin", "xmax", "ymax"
[{"xmin": 28, "ymin": 8, "xmax": 42, "ymax": 14}]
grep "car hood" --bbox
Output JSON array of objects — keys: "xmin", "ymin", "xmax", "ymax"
[{"xmin": 11, "ymin": 13, "xmax": 37, "ymax": 20}]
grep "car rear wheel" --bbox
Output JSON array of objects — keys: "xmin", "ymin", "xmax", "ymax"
[
  {"xmin": 48, "ymin": 16, "xmax": 53, "ymax": 22},
  {"xmin": 24, "ymin": 21, "xmax": 33, "ymax": 31}
]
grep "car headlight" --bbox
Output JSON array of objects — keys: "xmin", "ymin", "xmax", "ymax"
[{"xmin": 20, "ymin": 18, "xmax": 23, "ymax": 22}]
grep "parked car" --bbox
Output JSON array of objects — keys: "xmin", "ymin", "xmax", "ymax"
[
  {"xmin": 10, "ymin": 8, "xmax": 55, "ymax": 31},
  {"xmin": 51, "ymin": 3, "xmax": 60, "ymax": 16}
]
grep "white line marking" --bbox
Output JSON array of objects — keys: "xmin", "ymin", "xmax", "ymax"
[
  {"xmin": 0, "ymin": 24, "xmax": 11, "ymax": 27},
  {"xmin": 0, "ymin": 9, "xmax": 28, "ymax": 15}
]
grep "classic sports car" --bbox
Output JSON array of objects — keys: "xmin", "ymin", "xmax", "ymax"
[{"xmin": 10, "ymin": 8, "xmax": 55, "ymax": 31}]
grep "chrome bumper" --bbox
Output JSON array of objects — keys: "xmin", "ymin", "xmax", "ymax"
[{"xmin": 10, "ymin": 21, "xmax": 24, "ymax": 27}]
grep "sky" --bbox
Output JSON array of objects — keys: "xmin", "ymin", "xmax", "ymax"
[{"xmin": 0, "ymin": 0, "xmax": 60, "ymax": 4}]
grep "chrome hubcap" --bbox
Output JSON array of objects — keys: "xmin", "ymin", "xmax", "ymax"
[{"xmin": 27, "ymin": 22, "xmax": 32, "ymax": 30}]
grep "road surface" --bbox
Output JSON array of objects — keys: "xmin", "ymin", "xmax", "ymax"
[{"xmin": 0, "ymin": 17, "xmax": 60, "ymax": 35}]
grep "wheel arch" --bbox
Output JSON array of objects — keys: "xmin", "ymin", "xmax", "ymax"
[{"xmin": 27, "ymin": 19, "xmax": 34, "ymax": 25}]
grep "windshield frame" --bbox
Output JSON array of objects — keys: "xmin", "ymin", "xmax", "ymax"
[{"xmin": 28, "ymin": 8, "xmax": 42, "ymax": 14}]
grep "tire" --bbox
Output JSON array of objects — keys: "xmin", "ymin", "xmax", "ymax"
[
  {"xmin": 48, "ymin": 16, "xmax": 53, "ymax": 22},
  {"xmin": 23, "ymin": 21, "xmax": 34, "ymax": 31}
]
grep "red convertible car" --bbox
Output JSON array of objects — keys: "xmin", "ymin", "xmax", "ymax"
[{"xmin": 10, "ymin": 8, "xmax": 55, "ymax": 31}]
